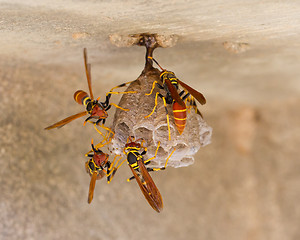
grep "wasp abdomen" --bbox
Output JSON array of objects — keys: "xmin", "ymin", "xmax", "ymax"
[
  {"xmin": 74, "ymin": 90, "xmax": 90, "ymax": 106},
  {"xmin": 173, "ymin": 102, "xmax": 187, "ymax": 135},
  {"xmin": 127, "ymin": 151, "xmax": 140, "ymax": 170}
]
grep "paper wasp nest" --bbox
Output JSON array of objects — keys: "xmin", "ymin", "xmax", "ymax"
[{"xmin": 110, "ymin": 66, "xmax": 212, "ymax": 168}]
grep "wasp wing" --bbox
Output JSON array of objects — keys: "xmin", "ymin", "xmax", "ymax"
[
  {"xmin": 87, "ymin": 171, "xmax": 98, "ymax": 204},
  {"xmin": 83, "ymin": 48, "xmax": 94, "ymax": 100},
  {"xmin": 177, "ymin": 79, "xmax": 206, "ymax": 105},
  {"xmin": 165, "ymin": 78, "xmax": 186, "ymax": 108},
  {"xmin": 138, "ymin": 160, "xmax": 163, "ymax": 212},
  {"xmin": 44, "ymin": 111, "xmax": 87, "ymax": 130},
  {"xmin": 129, "ymin": 160, "xmax": 163, "ymax": 212}
]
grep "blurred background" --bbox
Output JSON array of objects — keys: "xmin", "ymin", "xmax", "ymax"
[{"xmin": 0, "ymin": 1, "xmax": 299, "ymax": 239}]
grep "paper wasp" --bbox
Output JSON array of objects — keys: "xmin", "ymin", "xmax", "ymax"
[
  {"xmin": 85, "ymin": 139, "xmax": 121, "ymax": 203},
  {"xmin": 44, "ymin": 48, "xmax": 135, "ymax": 133},
  {"xmin": 110, "ymin": 137, "xmax": 175, "ymax": 212},
  {"xmin": 145, "ymin": 57, "xmax": 206, "ymax": 140}
]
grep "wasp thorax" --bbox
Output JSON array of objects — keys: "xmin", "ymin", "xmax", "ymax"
[{"xmin": 90, "ymin": 104, "xmax": 108, "ymax": 118}]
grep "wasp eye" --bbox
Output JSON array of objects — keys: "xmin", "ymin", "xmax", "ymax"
[
  {"xmin": 88, "ymin": 161, "xmax": 94, "ymax": 171},
  {"xmin": 86, "ymin": 102, "xmax": 93, "ymax": 112}
]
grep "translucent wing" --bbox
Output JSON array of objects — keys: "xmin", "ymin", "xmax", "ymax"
[
  {"xmin": 44, "ymin": 111, "xmax": 87, "ymax": 130},
  {"xmin": 177, "ymin": 79, "xmax": 206, "ymax": 105},
  {"xmin": 83, "ymin": 48, "xmax": 94, "ymax": 100},
  {"xmin": 138, "ymin": 160, "xmax": 163, "ymax": 212},
  {"xmin": 130, "ymin": 161, "xmax": 163, "ymax": 213},
  {"xmin": 165, "ymin": 78, "xmax": 186, "ymax": 107},
  {"xmin": 88, "ymin": 171, "xmax": 98, "ymax": 204}
]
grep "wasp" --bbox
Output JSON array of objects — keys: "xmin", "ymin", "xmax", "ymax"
[
  {"xmin": 44, "ymin": 48, "xmax": 135, "ymax": 137},
  {"xmin": 109, "ymin": 137, "xmax": 175, "ymax": 212},
  {"xmin": 85, "ymin": 139, "xmax": 122, "ymax": 203},
  {"xmin": 145, "ymin": 57, "xmax": 206, "ymax": 140}
]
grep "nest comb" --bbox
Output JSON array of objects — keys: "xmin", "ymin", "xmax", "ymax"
[{"xmin": 109, "ymin": 34, "xmax": 212, "ymax": 168}]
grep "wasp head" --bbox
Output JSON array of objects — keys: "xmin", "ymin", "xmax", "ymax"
[{"xmin": 86, "ymin": 100, "xmax": 108, "ymax": 119}]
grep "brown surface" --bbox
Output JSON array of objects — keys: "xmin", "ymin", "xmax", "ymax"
[{"xmin": 0, "ymin": 1, "xmax": 300, "ymax": 240}]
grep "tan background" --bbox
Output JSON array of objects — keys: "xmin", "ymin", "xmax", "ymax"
[{"xmin": 0, "ymin": 1, "xmax": 299, "ymax": 240}]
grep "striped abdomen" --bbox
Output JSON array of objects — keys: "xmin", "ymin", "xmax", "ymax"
[
  {"xmin": 127, "ymin": 150, "xmax": 141, "ymax": 170},
  {"xmin": 172, "ymin": 101, "xmax": 187, "ymax": 134},
  {"xmin": 74, "ymin": 90, "xmax": 91, "ymax": 106}
]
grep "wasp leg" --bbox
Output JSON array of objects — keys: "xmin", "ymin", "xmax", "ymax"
[
  {"xmin": 85, "ymin": 146, "xmax": 95, "ymax": 156},
  {"xmin": 109, "ymin": 103, "xmax": 129, "ymax": 111},
  {"xmin": 186, "ymin": 95, "xmax": 203, "ymax": 118},
  {"xmin": 100, "ymin": 94, "xmax": 123, "ymax": 113},
  {"xmin": 145, "ymin": 92, "xmax": 171, "ymax": 140},
  {"xmin": 144, "ymin": 89, "xmax": 165, "ymax": 118},
  {"xmin": 144, "ymin": 91, "xmax": 159, "ymax": 119},
  {"xmin": 93, "ymin": 123, "xmax": 106, "ymax": 138},
  {"xmin": 139, "ymin": 139, "xmax": 146, "ymax": 149},
  {"xmin": 105, "ymin": 161, "xmax": 112, "ymax": 182},
  {"xmin": 105, "ymin": 159, "xmax": 122, "ymax": 184},
  {"xmin": 147, "ymin": 167, "xmax": 166, "ymax": 172},
  {"xmin": 99, "ymin": 96, "xmax": 129, "ymax": 112},
  {"xmin": 127, "ymin": 175, "xmax": 137, "ymax": 182},
  {"xmin": 192, "ymin": 98, "xmax": 203, "ymax": 118},
  {"xmin": 83, "ymin": 116, "xmax": 93, "ymax": 126},
  {"xmin": 180, "ymin": 90, "xmax": 191, "ymax": 113},
  {"xmin": 106, "ymin": 81, "xmax": 137, "ymax": 95},
  {"xmin": 95, "ymin": 118, "xmax": 105, "ymax": 126},
  {"xmin": 161, "ymin": 96, "xmax": 171, "ymax": 141},
  {"xmin": 145, "ymin": 81, "xmax": 158, "ymax": 96},
  {"xmin": 147, "ymin": 148, "xmax": 176, "ymax": 172},
  {"xmin": 101, "ymin": 94, "xmax": 112, "ymax": 108},
  {"xmin": 141, "ymin": 150, "xmax": 147, "ymax": 155},
  {"xmin": 126, "ymin": 168, "xmax": 142, "ymax": 182},
  {"xmin": 104, "ymin": 87, "xmax": 131, "ymax": 112},
  {"xmin": 93, "ymin": 124, "xmax": 115, "ymax": 148},
  {"xmin": 144, "ymin": 141, "xmax": 160, "ymax": 164},
  {"xmin": 105, "ymin": 105, "xmax": 111, "ymax": 112},
  {"xmin": 179, "ymin": 90, "xmax": 190, "ymax": 101},
  {"xmin": 107, "ymin": 155, "xmax": 125, "ymax": 184},
  {"xmin": 145, "ymin": 81, "xmax": 164, "ymax": 96}
]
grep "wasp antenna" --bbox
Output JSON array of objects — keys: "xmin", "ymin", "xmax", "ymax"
[
  {"xmin": 91, "ymin": 139, "xmax": 96, "ymax": 152},
  {"xmin": 83, "ymin": 48, "xmax": 94, "ymax": 100},
  {"xmin": 149, "ymin": 57, "xmax": 165, "ymax": 71},
  {"xmin": 129, "ymin": 136, "xmax": 135, "ymax": 142}
]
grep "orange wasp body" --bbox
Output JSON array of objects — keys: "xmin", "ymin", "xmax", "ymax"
[
  {"xmin": 146, "ymin": 57, "xmax": 206, "ymax": 139},
  {"xmin": 45, "ymin": 48, "xmax": 124, "ymax": 130},
  {"xmin": 123, "ymin": 138, "xmax": 163, "ymax": 212},
  {"xmin": 122, "ymin": 137, "xmax": 175, "ymax": 213},
  {"xmin": 85, "ymin": 140, "xmax": 112, "ymax": 204}
]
